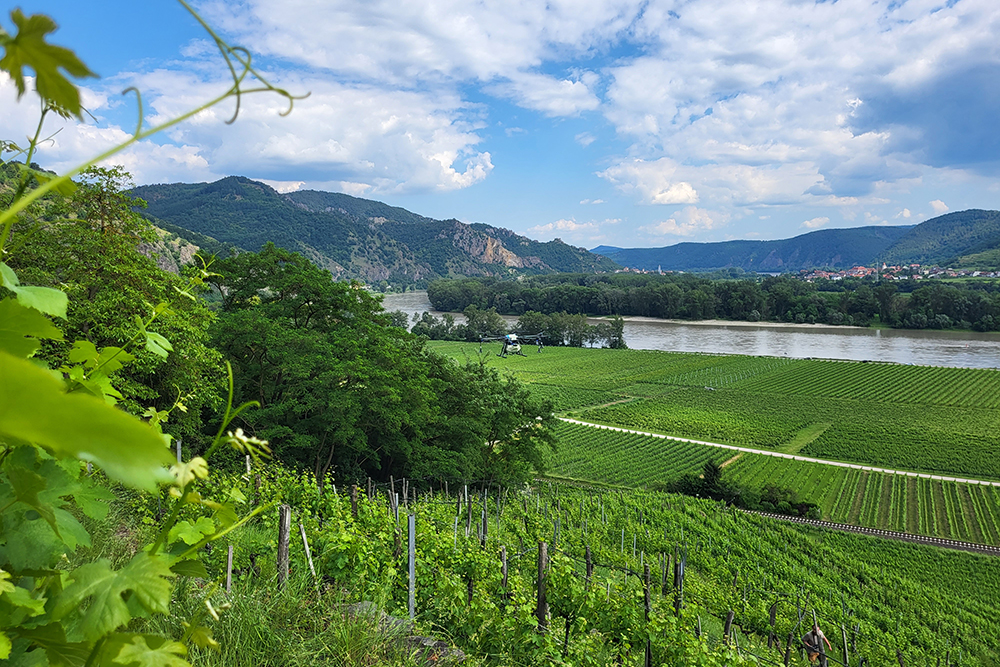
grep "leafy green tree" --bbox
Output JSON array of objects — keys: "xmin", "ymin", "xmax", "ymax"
[{"xmin": 211, "ymin": 245, "xmax": 554, "ymax": 485}]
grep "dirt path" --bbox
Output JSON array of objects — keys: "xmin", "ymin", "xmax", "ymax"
[
  {"xmin": 559, "ymin": 417, "xmax": 1000, "ymax": 487},
  {"xmin": 719, "ymin": 453, "xmax": 743, "ymax": 469}
]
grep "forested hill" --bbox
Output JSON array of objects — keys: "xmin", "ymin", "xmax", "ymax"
[
  {"xmin": 132, "ymin": 176, "xmax": 617, "ymax": 287},
  {"xmin": 593, "ymin": 225, "xmax": 912, "ymax": 272},
  {"xmin": 881, "ymin": 209, "xmax": 1000, "ymax": 267},
  {"xmin": 596, "ymin": 210, "xmax": 1000, "ymax": 272}
]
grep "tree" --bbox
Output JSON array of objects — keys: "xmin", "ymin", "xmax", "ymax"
[{"xmin": 212, "ymin": 245, "xmax": 555, "ymax": 485}]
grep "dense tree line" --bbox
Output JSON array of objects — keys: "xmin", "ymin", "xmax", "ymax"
[
  {"xmin": 411, "ymin": 305, "xmax": 627, "ymax": 348},
  {"xmin": 428, "ymin": 274, "xmax": 1000, "ymax": 330}
]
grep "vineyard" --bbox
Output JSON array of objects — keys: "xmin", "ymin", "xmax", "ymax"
[
  {"xmin": 193, "ymin": 466, "xmax": 1000, "ymax": 665},
  {"xmin": 547, "ymin": 422, "xmax": 1000, "ymax": 547},
  {"xmin": 736, "ymin": 358, "xmax": 1000, "ymax": 408}
]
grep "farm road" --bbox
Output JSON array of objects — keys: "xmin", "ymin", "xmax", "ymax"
[{"xmin": 558, "ymin": 417, "xmax": 1000, "ymax": 487}]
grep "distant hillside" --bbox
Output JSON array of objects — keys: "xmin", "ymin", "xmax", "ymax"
[
  {"xmin": 880, "ymin": 209, "xmax": 1000, "ymax": 267},
  {"xmin": 131, "ymin": 177, "xmax": 617, "ymax": 286},
  {"xmin": 593, "ymin": 225, "xmax": 912, "ymax": 272}
]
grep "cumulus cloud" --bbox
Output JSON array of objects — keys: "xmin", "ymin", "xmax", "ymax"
[
  {"xmin": 639, "ymin": 207, "xmax": 728, "ymax": 237},
  {"xmin": 580, "ymin": 198, "xmax": 604, "ymax": 204},
  {"xmin": 930, "ymin": 199, "xmax": 949, "ymax": 215},
  {"xmin": 598, "ymin": 158, "xmax": 699, "ymax": 205},
  {"xmin": 487, "ymin": 71, "xmax": 600, "ymax": 117},
  {"xmin": 801, "ymin": 217, "xmax": 830, "ymax": 229},
  {"xmin": 527, "ymin": 216, "xmax": 620, "ymax": 243}
]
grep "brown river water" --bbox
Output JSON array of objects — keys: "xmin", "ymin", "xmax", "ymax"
[{"xmin": 381, "ymin": 291, "xmax": 1000, "ymax": 370}]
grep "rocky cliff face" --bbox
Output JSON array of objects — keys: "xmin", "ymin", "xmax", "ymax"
[{"xmin": 443, "ymin": 222, "xmax": 548, "ymax": 269}]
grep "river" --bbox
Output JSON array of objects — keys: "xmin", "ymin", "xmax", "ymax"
[{"xmin": 381, "ymin": 291, "xmax": 1000, "ymax": 370}]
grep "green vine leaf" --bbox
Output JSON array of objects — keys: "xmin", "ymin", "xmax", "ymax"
[
  {"xmin": 144, "ymin": 331, "xmax": 173, "ymax": 358},
  {"xmin": 6, "ymin": 459, "xmax": 59, "ymax": 535},
  {"xmin": 167, "ymin": 517, "xmax": 215, "ymax": 546},
  {"xmin": 0, "ymin": 9, "xmax": 97, "ymax": 119},
  {"xmin": 53, "ymin": 553, "xmax": 174, "ymax": 642},
  {"xmin": 16, "ymin": 623, "xmax": 92, "ymax": 667},
  {"xmin": 0, "ymin": 298, "xmax": 63, "ymax": 358},
  {"xmin": 0, "ymin": 351, "xmax": 173, "ymax": 491},
  {"xmin": 112, "ymin": 634, "xmax": 189, "ymax": 667},
  {"xmin": 0, "ymin": 263, "xmax": 68, "ymax": 320}
]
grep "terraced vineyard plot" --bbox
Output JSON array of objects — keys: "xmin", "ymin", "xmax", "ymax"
[
  {"xmin": 738, "ymin": 358, "xmax": 1000, "ymax": 407},
  {"xmin": 720, "ymin": 453, "xmax": 1000, "ymax": 545},
  {"xmin": 547, "ymin": 421, "xmax": 719, "ymax": 486},
  {"xmin": 579, "ymin": 388, "xmax": 1000, "ymax": 479}
]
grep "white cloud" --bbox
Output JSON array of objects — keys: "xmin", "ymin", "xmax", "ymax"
[
  {"xmin": 580, "ymin": 198, "xmax": 604, "ymax": 204},
  {"xmin": 895, "ymin": 208, "xmax": 912, "ymax": 219},
  {"xmin": 487, "ymin": 72, "xmax": 599, "ymax": 117},
  {"xmin": 259, "ymin": 179, "xmax": 305, "ymax": 193},
  {"xmin": 2, "ymin": 69, "xmax": 494, "ymax": 194},
  {"xmin": 930, "ymin": 199, "xmax": 949, "ymax": 214},
  {"xmin": 598, "ymin": 158, "xmax": 699, "ymax": 205},
  {"xmin": 575, "ymin": 132, "xmax": 596, "ymax": 147},
  {"xmin": 639, "ymin": 207, "xmax": 728, "ymax": 237},
  {"xmin": 801, "ymin": 217, "xmax": 830, "ymax": 229}
]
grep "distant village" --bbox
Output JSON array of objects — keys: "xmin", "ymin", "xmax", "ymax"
[
  {"xmin": 799, "ymin": 264, "xmax": 1000, "ymax": 281},
  {"xmin": 614, "ymin": 263, "xmax": 1000, "ymax": 281}
]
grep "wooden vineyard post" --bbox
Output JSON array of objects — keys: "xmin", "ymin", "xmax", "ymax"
[
  {"xmin": 784, "ymin": 632, "xmax": 793, "ymax": 666},
  {"xmin": 245, "ymin": 454, "xmax": 251, "ymax": 473},
  {"xmin": 537, "ymin": 541, "xmax": 549, "ymax": 633},
  {"xmin": 501, "ymin": 545, "xmax": 508, "ymax": 589},
  {"xmin": 897, "ymin": 649, "xmax": 906, "ymax": 667},
  {"xmin": 277, "ymin": 504, "xmax": 291, "ymax": 590},
  {"xmin": 408, "ymin": 513, "xmax": 416, "ymax": 621},
  {"xmin": 226, "ymin": 544, "xmax": 233, "ymax": 594},
  {"xmin": 644, "ymin": 564, "xmax": 652, "ymax": 667},
  {"xmin": 175, "ymin": 438, "xmax": 182, "ymax": 463},
  {"xmin": 768, "ymin": 601, "xmax": 778, "ymax": 648},
  {"xmin": 723, "ymin": 610, "xmax": 734, "ymax": 645},
  {"xmin": 585, "ymin": 545, "xmax": 593, "ymax": 590},
  {"xmin": 351, "ymin": 484, "xmax": 358, "ymax": 520},
  {"xmin": 300, "ymin": 522, "xmax": 316, "ymax": 579}
]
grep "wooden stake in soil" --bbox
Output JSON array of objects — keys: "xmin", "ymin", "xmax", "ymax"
[
  {"xmin": 501, "ymin": 545, "xmax": 509, "ymax": 589},
  {"xmin": 351, "ymin": 484, "xmax": 358, "ymax": 520},
  {"xmin": 585, "ymin": 545, "xmax": 593, "ymax": 590},
  {"xmin": 277, "ymin": 504, "xmax": 291, "ymax": 589},
  {"xmin": 536, "ymin": 541, "xmax": 549, "ymax": 633}
]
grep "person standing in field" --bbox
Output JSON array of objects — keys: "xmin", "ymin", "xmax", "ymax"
[{"xmin": 802, "ymin": 624, "xmax": 833, "ymax": 665}]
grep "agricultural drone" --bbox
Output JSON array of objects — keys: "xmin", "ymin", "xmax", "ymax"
[{"xmin": 479, "ymin": 333, "xmax": 544, "ymax": 358}]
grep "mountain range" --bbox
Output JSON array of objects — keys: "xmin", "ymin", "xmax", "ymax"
[
  {"xmin": 594, "ymin": 210, "xmax": 1000, "ymax": 272},
  {"xmin": 128, "ymin": 174, "xmax": 1000, "ymax": 281},
  {"xmin": 132, "ymin": 176, "xmax": 617, "ymax": 287}
]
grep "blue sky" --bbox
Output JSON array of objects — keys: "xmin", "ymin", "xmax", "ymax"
[{"xmin": 3, "ymin": 0, "xmax": 1000, "ymax": 249}]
